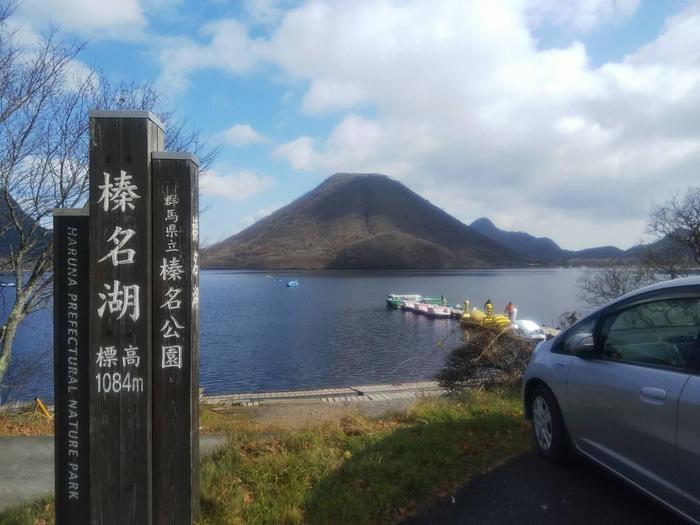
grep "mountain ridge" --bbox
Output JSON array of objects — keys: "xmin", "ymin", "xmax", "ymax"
[
  {"xmin": 203, "ymin": 173, "xmax": 523, "ymax": 269},
  {"xmin": 469, "ymin": 217, "xmax": 653, "ymax": 262}
]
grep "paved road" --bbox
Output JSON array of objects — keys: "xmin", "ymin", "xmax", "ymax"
[
  {"xmin": 403, "ymin": 451, "xmax": 689, "ymax": 525},
  {"xmin": 0, "ymin": 435, "xmax": 226, "ymax": 511}
]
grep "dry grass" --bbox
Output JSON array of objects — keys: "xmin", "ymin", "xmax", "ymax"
[{"xmin": 0, "ymin": 404, "xmax": 53, "ymax": 436}]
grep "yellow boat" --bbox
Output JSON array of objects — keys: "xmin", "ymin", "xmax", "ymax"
[{"xmin": 460, "ymin": 301, "xmax": 511, "ymax": 329}]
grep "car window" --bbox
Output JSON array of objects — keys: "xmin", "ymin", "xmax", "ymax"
[
  {"xmin": 599, "ymin": 298, "xmax": 700, "ymax": 369},
  {"xmin": 560, "ymin": 317, "xmax": 597, "ymax": 354}
]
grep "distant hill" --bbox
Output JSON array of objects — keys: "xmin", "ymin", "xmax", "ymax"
[
  {"xmin": 203, "ymin": 173, "xmax": 522, "ymax": 269},
  {"xmin": 470, "ymin": 218, "xmax": 563, "ymax": 261},
  {"xmin": 469, "ymin": 217, "xmax": 657, "ymax": 263}
]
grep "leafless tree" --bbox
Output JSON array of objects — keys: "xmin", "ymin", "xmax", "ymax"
[
  {"xmin": 577, "ymin": 186, "xmax": 700, "ymax": 309},
  {"xmin": 0, "ymin": 3, "xmax": 218, "ymax": 393},
  {"xmin": 647, "ymin": 188, "xmax": 700, "ymax": 267},
  {"xmin": 577, "ymin": 265, "xmax": 657, "ymax": 309},
  {"xmin": 0, "ymin": 347, "xmax": 49, "ymax": 404}
]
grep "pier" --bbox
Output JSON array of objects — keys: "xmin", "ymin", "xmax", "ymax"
[{"xmin": 203, "ymin": 381, "xmax": 445, "ymax": 406}]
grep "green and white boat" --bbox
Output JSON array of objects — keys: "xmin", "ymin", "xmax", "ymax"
[
  {"xmin": 386, "ymin": 293, "xmax": 446, "ymax": 309},
  {"xmin": 386, "ymin": 293, "xmax": 422, "ymax": 308}
]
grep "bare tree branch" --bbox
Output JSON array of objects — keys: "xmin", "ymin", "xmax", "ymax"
[{"xmin": 0, "ymin": 6, "xmax": 218, "ymax": 396}]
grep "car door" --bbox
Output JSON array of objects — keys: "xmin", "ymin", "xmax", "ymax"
[
  {"xmin": 677, "ymin": 371, "xmax": 700, "ymax": 520},
  {"xmin": 567, "ymin": 294, "xmax": 698, "ymax": 511}
]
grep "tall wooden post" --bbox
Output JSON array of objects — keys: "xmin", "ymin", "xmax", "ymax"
[
  {"xmin": 88, "ymin": 111, "xmax": 164, "ymax": 525},
  {"xmin": 151, "ymin": 153, "xmax": 200, "ymax": 524},
  {"xmin": 53, "ymin": 208, "xmax": 90, "ymax": 525}
]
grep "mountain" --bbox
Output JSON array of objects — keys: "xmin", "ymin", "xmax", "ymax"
[
  {"xmin": 470, "ymin": 218, "xmax": 563, "ymax": 261},
  {"xmin": 469, "ymin": 217, "xmax": 654, "ymax": 262},
  {"xmin": 203, "ymin": 173, "xmax": 522, "ymax": 269}
]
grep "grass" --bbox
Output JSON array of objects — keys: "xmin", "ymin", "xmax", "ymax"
[
  {"xmin": 0, "ymin": 497, "xmax": 55, "ymax": 525},
  {"xmin": 0, "ymin": 389, "xmax": 532, "ymax": 525},
  {"xmin": 0, "ymin": 405, "xmax": 53, "ymax": 436}
]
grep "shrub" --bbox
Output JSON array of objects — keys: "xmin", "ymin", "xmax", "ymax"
[{"xmin": 437, "ymin": 327, "xmax": 535, "ymax": 392}]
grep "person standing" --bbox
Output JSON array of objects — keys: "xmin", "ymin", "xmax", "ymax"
[{"xmin": 505, "ymin": 301, "xmax": 517, "ymax": 321}]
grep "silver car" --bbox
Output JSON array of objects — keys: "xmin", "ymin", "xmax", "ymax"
[{"xmin": 523, "ymin": 277, "xmax": 700, "ymax": 523}]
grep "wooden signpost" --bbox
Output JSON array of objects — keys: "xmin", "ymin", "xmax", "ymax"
[
  {"xmin": 53, "ymin": 208, "xmax": 90, "ymax": 524},
  {"xmin": 152, "ymin": 153, "xmax": 200, "ymax": 524},
  {"xmin": 53, "ymin": 111, "xmax": 200, "ymax": 524},
  {"xmin": 88, "ymin": 111, "xmax": 165, "ymax": 525}
]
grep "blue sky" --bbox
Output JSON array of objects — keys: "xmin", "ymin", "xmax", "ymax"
[{"xmin": 10, "ymin": 0, "xmax": 700, "ymax": 249}]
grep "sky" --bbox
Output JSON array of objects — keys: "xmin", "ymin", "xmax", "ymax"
[{"xmin": 9, "ymin": 0, "xmax": 700, "ymax": 250}]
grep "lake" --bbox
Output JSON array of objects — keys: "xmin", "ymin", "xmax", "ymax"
[{"xmin": 4, "ymin": 268, "xmax": 586, "ymax": 402}]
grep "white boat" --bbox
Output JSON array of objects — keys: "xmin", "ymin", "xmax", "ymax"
[
  {"xmin": 416, "ymin": 303, "xmax": 430, "ymax": 315},
  {"xmin": 400, "ymin": 300, "xmax": 421, "ymax": 312},
  {"xmin": 426, "ymin": 305, "xmax": 451, "ymax": 318}
]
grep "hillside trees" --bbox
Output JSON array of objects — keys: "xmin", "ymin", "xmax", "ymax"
[
  {"xmin": 577, "ymin": 186, "xmax": 700, "ymax": 308},
  {"xmin": 0, "ymin": 3, "xmax": 217, "ymax": 396}
]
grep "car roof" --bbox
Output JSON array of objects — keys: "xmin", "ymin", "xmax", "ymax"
[{"xmin": 607, "ymin": 276, "xmax": 700, "ymax": 307}]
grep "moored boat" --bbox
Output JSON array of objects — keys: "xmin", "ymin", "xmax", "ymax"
[
  {"xmin": 461, "ymin": 305, "xmax": 511, "ymax": 329},
  {"xmin": 386, "ymin": 293, "xmax": 447, "ymax": 308},
  {"xmin": 386, "ymin": 293, "xmax": 422, "ymax": 308},
  {"xmin": 400, "ymin": 300, "xmax": 421, "ymax": 312},
  {"xmin": 416, "ymin": 303, "xmax": 430, "ymax": 315},
  {"xmin": 426, "ymin": 305, "xmax": 451, "ymax": 318}
]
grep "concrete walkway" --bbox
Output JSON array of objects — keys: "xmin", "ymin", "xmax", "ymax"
[{"xmin": 0, "ymin": 434, "xmax": 226, "ymax": 511}]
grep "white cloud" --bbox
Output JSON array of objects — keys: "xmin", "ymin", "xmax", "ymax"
[
  {"xmin": 64, "ymin": 59, "xmax": 97, "ymax": 92},
  {"xmin": 273, "ymin": 136, "xmax": 316, "ymax": 171},
  {"xmin": 302, "ymin": 78, "xmax": 368, "ymax": 113},
  {"xmin": 200, "ymin": 169, "xmax": 275, "ymax": 201},
  {"xmin": 238, "ymin": 204, "xmax": 282, "ymax": 230},
  {"xmin": 156, "ymin": 19, "xmax": 262, "ymax": 96},
  {"xmin": 525, "ymin": 0, "xmax": 640, "ymax": 32},
  {"xmin": 219, "ymin": 124, "xmax": 270, "ymax": 146},
  {"xmin": 242, "ymin": 0, "xmax": 290, "ymax": 26},
  {"xmin": 156, "ymin": 0, "xmax": 700, "ymax": 248},
  {"xmin": 16, "ymin": 0, "xmax": 146, "ymax": 37}
]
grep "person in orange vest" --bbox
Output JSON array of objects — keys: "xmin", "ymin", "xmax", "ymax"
[{"xmin": 505, "ymin": 301, "xmax": 517, "ymax": 321}]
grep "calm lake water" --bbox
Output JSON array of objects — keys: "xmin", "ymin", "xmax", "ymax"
[{"xmin": 5, "ymin": 268, "xmax": 586, "ymax": 402}]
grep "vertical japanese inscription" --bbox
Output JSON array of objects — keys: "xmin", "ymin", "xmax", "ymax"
[
  {"xmin": 152, "ymin": 154, "xmax": 200, "ymax": 525},
  {"xmin": 53, "ymin": 209, "xmax": 90, "ymax": 525},
  {"xmin": 88, "ymin": 112, "xmax": 164, "ymax": 525}
]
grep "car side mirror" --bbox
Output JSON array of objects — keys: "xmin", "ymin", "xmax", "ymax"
[{"xmin": 570, "ymin": 333, "xmax": 596, "ymax": 357}]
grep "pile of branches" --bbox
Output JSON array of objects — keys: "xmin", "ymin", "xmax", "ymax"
[{"xmin": 437, "ymin": 327, "xmax": 536, "ymax": 392}]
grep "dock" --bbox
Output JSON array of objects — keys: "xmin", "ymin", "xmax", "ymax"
[{"xmin": 203, "ymin": 381, "xmax": 445, "ymax": 406}]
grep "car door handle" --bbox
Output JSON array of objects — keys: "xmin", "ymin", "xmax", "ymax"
[{"xmin": 640, "ymin": 387, "xmax": 667, "ymax": 404}]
